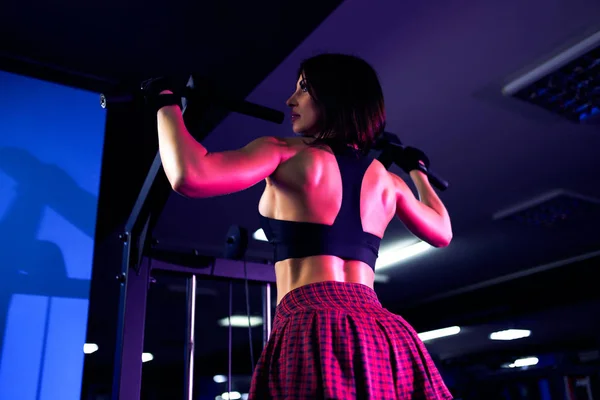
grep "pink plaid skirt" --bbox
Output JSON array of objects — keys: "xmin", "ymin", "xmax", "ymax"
[{"xmin": 249, "ymin": 281, "xmax": 453, "ymax": 400}]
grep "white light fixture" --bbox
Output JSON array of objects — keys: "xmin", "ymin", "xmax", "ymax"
[
  {"xmin": 213, "ymin": 374, "xmax": 227, "ymax": 383},
  {"xmin": 252, "ymin": 229, "xmax": 268, "ymax": 242},
  {"xmin": 502, "ymin": 356, "xmax": 539, "ymax": 369},
  {"xmin": 83, "ymin": 343, "xmax": 98, "ymax": 354},
  {"xmin": 142, "ymin": 353, "xmax": 154, "ymax": 363},
  {"xmin": 376, "ymin": 241, "xmax": 433, "ymax": 270},
  {"xmin": 513, "ymin": 357, "xmax": 539, "ymax": 367},
  {"xmin": 218, "ymin": 315, "xmax": 263, "ymax": 328},
  {"xmin": 490, "ymin": 329, "xmax": 531, "ymax": 341},
  {"xmin": 219, "ymin": 392, "xmax": 241, "ymax": 400},
  {"xmin": 241, "ymin": 394, "xmax": 249, "ymax": 400},
  {"xmin": 418, "ymin": 326, "xmax": 461, "ymax": 342}
]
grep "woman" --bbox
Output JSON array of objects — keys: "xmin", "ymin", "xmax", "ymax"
[{"xmin": 156, "ymin": 53, "xmax": 453, "ymax": 399}]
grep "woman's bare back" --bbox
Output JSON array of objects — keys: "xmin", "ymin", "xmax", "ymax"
[{"xmin": 258, "ymin": 137, "xmax": 397, "ymax": 303}]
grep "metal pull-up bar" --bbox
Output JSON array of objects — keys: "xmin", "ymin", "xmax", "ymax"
[{"xmin": 105, "ymin": 75, "xmax": 284, "ymax": 400}]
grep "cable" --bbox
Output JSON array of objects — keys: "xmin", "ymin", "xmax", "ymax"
[
  {"xmin": 244, "ymin": 258, "xmax": 255, "ymax": 373},
  {"xmin": 228, "ymin": 280, "xmax": 233, "ymax": 397}
]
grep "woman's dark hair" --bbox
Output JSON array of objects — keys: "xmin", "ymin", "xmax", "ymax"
[{"xmin": 298, "ymin": 53, "xmax": 386, "ymax": 152}]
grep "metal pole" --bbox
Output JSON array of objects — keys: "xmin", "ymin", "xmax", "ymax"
[
  {"xmin": 184, "ymin": 275, "xmax": 197, "ymax": 400},
  {"xmin": 262, "ymin": 283, "xmax": 272, "ymax": 347},
  {"xmin": 112, "ymin": 254, "xmax": 150, "ymax": 400}
]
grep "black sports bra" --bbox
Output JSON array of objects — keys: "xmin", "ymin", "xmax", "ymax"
[{"xmin": 259, "ymin": 144, "xmax": 381, "ymax": 270}]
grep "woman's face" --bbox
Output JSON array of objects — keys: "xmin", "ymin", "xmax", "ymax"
[{"xmin": 285, "ymin": 74, "xmax": 321, "ymax": 136}]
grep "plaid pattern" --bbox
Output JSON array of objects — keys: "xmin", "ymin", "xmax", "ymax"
[{"xmin": 249, "ymin": 281, "xmax": 453, "ymax": 400}]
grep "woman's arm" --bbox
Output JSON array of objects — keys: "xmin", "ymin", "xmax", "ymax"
[
  {"xmin": 156, "ymin": 104, "xmax": 285, "ymax": 198},
  {"xmin": 391, "ymin": 170, "xmax": 453, "ymax": 247}
]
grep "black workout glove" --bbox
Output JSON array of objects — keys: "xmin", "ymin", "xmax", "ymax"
[
  {"xmin": 394, "ymin": 146, "xmax": 430, "ymax": 175},
  {"xmin": 140, "ymin": 76, "xmax": 183, "ymax": 113}
]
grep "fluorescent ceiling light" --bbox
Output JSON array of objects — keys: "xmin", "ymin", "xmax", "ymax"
[
  {"xmin": 418, "ymin": 326, "xmax": 461, "ymax": 342},
  {"xmin": 502, "ymin": 357, "xmax": 539, "ymax": 369},
  {"xmin": 513, "ymin": 357, "xmax": 539, "ymax": 367},
  {"xmin": 142, "ymin": 353, "xmax": 154, "ymax": 363},
  {"xmin": 252, "ymin": 229, "xmax": 267, "ymax": 242},
  {"xmin": 374, "ymin": 274, "xmax": 389, "ymax": 283},
  {"xmin": 213, "ymin": 374, "xmax": 227, "ymax": 383},
  {"xmin": 219, "ymin": 392, "xmax": 241, "ymax": 400},
  {"xmin": 218, "ymin": 315, "xmax": 263, "ymax": 328},
  {"xmin": 376, "ymin": 241, "xmax": 432, "ymax": 270},
  {"xmin": 490, "ymin": 329, "xmax": 531, "ymax": 341},
  {"xmin": 83, "ymin": 343, "xmax": 98, "ymax": 354}
]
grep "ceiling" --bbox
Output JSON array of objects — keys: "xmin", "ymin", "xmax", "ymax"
[{"xmin": 3, "ymin": 0, "xmax": 600, "ymax": 396}]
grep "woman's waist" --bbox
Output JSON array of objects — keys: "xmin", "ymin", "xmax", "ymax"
[
  {"xmin": 275, "ymin": 256, "xmax": 374, "ymax": 301},
  {"xmin": 274, "ymin": 257, "xmax": 377, "ymax": 310}
]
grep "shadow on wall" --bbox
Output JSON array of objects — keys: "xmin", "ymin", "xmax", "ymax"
[{"xmin": 0, "ymin": 146, "xmax": 98, "ymax": 398}]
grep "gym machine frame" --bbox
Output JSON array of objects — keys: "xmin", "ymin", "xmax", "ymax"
[{"xmin": 105, "ymin": 79, "xmax": 285, "ymax": 400}]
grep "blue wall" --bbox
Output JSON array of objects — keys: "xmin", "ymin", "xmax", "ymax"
[{"xmin": 0, "ymin": 71, "xmax": 106, "ymax": 399}]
